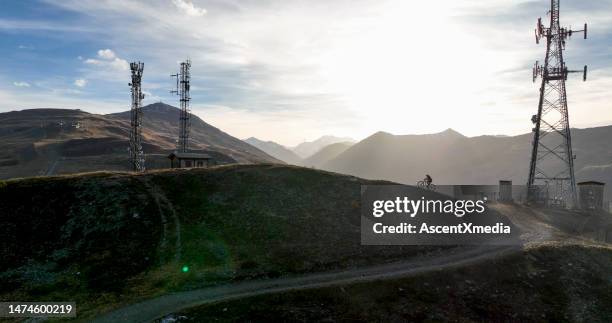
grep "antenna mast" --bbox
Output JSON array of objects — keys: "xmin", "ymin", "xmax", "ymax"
[
  {"xmin": 171, "ymin": 59, "xmax": 191, "ymax": 153},
  {"xmin": 527, "ymin": 0, "xmax": 588, "ymax": 207},
  {"xmin": 129, "ymin": 61, "xmax": 145, "ymax": 172}
]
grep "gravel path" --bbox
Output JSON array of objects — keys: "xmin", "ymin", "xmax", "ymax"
[{"xmin": 92, "ymin": 203, "xmax": 557, "ymax": 323}]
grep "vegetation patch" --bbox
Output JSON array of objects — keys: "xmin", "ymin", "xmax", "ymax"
[{"xmin": 0, "ymin": 173, "xmax": 160, "ymax": 318}]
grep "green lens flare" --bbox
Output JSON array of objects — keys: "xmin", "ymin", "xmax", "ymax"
[{"xmin": 181, "ymin": 265, "xmax": 189, "ymax": 273}]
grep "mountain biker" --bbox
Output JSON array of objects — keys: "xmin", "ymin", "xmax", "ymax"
[{"xmin": 424, "ymin": 174, "xmax": 433, "ymax": 187}]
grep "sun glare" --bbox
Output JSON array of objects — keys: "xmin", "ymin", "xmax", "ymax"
[{"xmin": 318, "ymin": 1, "xmax": 501, "ymax": 136}]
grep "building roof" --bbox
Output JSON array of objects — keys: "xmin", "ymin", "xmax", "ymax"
[
  {"xmin": 577, "ymin": 181, "xmax": 605, "ymax": 186},
  {"xmin": 168, "ymin": 152, "xmax": 212, "ymax": 159}
]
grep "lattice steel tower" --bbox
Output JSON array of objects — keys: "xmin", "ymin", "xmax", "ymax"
[
  {"xmin": 527, "ymin": 0, "xmax": 588, "ymax": 206},
  {"xmin": 129, "ymin": 62, "xmax": 146, "ymax": 172},
  {"xmin": 171, "ymin": 59, "xmax": 192, "ymax": 153}
]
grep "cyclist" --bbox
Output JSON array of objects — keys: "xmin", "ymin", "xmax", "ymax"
[{"xmin": 424, "ymin": 174, "xmax": 433, "ymax": 187}]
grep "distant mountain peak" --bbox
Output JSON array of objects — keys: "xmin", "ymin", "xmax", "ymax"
[
  {"xmin": 141, "ymin": 102, "xmax": 180, "ymax": 112},
  {"xmin": 438, "ymin": 128, "xmax": 465, "ymax": 138},
  {"xmin": 292, "ymin": 135, "xmax": 356, "ymax": 159},
  {"xmin": 2, "ymin": 108, "xmax": 91, "ymax": 118},
  {"xmin": 372, "ymin": 131, "xmax": 393, "ymax": 137},
  {"xmin": 245, "ymin": 137, "xmax": 275, "ymax": 145},
  {"xmin": 244, "ymin": 137, "xmax": 302, "ymax": 165}
]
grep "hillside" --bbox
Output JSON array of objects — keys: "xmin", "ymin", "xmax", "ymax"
[
  {"xmin": 108, "ymin": 103, "xmax": 277, "ymax": 163},
  {"xmin": 2, "ymin": 165, "xmax": 610, "ymax": 321},
  {"xmin": 173, "ymin": 243, "xmax": 612, "ymax": 321},
  {"xmin": 292, "ymin": 135, "xmax": 355, "ymax": 159},
  {"xmin": 302, "ymin": 141, "xmax": 353, "ymax": 168},
  {"xmin": 322, "ymin": 127, "xmax": 612, "ymax": 199},
  {"xmin": 244, "ymin": 137, "xmax": 303, "ymax": 165},
  {"xmin": 0, "ymin": 165, "xmax": 441, "ymax": 319},
  {"xmin": 0, "ymin": 103, "xmax": 280, "ymax": 179}
]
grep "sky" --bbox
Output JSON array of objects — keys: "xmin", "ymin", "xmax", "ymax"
[{"xmin": 1, "ymin": 0, "xmax": 612, "ymax": 146}]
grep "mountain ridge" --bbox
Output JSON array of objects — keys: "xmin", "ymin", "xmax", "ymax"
[
  {"xmin": 292, "ymin": 135, "xmax": 355, "ymax": 159},
  {"xmin": 320, "ymin": 125, "xmax": 612, "ymax": 200},
  {"xmin": 302, "ymin": 141, "xmax": 353, "ymax": 168},
  {"xmin": 244, "ymin": 137, "xmax": 303, "ymax": 165},
  {"xmin": 0, "ymin": 103, "xmax": 281, "ymax": 179}
]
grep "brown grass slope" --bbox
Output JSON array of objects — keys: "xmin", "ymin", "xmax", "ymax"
[{"xmin": 0, "ymin": 103, "xmax": 280, "ymax": 179}]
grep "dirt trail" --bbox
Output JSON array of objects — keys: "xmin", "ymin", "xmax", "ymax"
[
  {"xmin": 139, "ymin": 177, "xmax": 182, "ymax": 263},
  {"xmin": 153, "ymin": 186, "xmax": 182, "ymax": 262},
  {"xmin": 489, "ymin": 203, "xmax": 562, "ymax": 244},
  {"xmin": 92, "ymin": 202, "xmax": 562, "ymax": 323},
  {"xmin": 92, "ymin": 244, "xmax": 518, "ymax": 323}
]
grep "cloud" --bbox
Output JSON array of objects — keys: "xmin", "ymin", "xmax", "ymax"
[
  {"xmin": 97, "ymin": 49, "xmax": 116, "ymax": 60},
  {"xmin": 0, "ymin": 17, "xmax": 94, "ymax": 32},
  {"xmin": 142, "ymin": 90, "xmax": 162, "ymax": 102},
  {"xmin": 74, "ymin": 78, "xmax": 87, "ymax": 87},
  {"xmin": 13, "ymin": 81, "xmax": 30, "ymax": 87},
  {"xmin": 172, "ymin": 0, "xmax": 206, "ymax": 17},
  {"xmin": 0, "ymin": 86, "xmax": 123, "ymax": 114},
  {"xmin": 110, "ymin": 58, "xmax": 129, "ymax": 71},
  {"xmin": 84, "ymin": 48, "xmax": 129, "ymax": 71},
  {"xmin": 84, "ymin": 58, "xmax": 100, "ymax": 65},
  {"xmin": 17, "ymin": 0, "xmax": 612, "ymax": 145}
]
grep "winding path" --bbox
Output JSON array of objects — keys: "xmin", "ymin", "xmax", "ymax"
[
  {"xmin": 93, "ymin": 245, "xmax": 519, "ymax": 323},
  {"xmin": 139, "ymin": 177, "xmax": 182, "ymax": 263},
  {"xmin": 92, "ymin": 203, "xmax": 560, "ymax": 323}
]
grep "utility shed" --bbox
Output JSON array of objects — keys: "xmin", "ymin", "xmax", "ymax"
[
  {"xmin": 168, "ymin": 152, "xmax": 212, "ymax": 168},
  {"xmin": 577, "ymin": 181, "xmax": 605, "ymax": 210}
]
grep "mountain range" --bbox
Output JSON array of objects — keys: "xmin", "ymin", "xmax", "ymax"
[
  {"xmin": 244, "ymin": 135, "xmax": 355, "ymax": 167},
  {"xmin": 244, "ymin": 137, "xmax": 303, "ymax": 166},
  {"xmin": 302, "ymin": 141, "xmax": 353, "ymax": 168},
  {"xmin": 0, "ymin": 102, "xmax": 280, "ymax": 179},
  {"xmin": 3, "ymin": 102, "xmax": 612, "ymax": 200},
  {"xmin": 318, "ymin": 127, "xmax": 612, "ymax": 199},
  {"xmin": 291, "ymin": 135, "xmax": 355, "ymax": 159}
]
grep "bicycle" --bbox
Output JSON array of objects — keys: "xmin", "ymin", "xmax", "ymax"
[{"xmin": 417, "ymin": 180, "xmax": 437, "ymax": 191}]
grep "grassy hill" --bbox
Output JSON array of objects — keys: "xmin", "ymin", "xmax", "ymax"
[
  {"xmin": 2, "ymin": 164, "xmax": 610, "ymax": 321},
  {"xmin": 0, "ymin": 165, "xmax": 443, "ymax": 319}
]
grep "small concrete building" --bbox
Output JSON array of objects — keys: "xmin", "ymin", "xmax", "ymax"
[
  {"xmin": 577, "ymin": 181, "xmax": 605, "ymax": 210},
  {"xmin": 168, "ymin": 152, "xmax": 212, "ymax": 168}
]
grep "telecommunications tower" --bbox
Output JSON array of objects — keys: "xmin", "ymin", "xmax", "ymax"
[
  {"xmin": 129, "ymin": 61, "xmax": 146, "ymax": 172},
  {"xmin": 527, "ymin": 0, "xmax": 588, "ymax": 206},
  {"xmin": 171, "ymin": 59, "xmax": 192, "ymax": 153}
]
